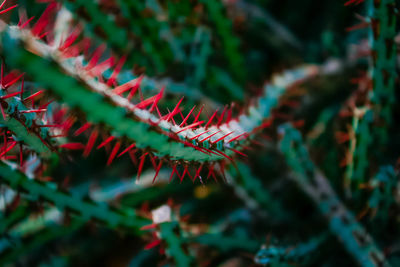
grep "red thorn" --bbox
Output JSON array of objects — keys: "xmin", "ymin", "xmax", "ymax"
[
  {"xmin": 97, "ymin": 136, "xmax": 115, "ymax": 149},
  {"xmin": 0, "ymin": 3, "xmax": 17, "ymax": 15},
  {"xmin": 344, "ymin": 0, "xmax": 364, "ymax": 6},
  {"xmin": 214, "ymin": 150, "xmax": 233, "ymax": 162},
  {"xmin": 59, "ymin": 26, "xmax": 81, "ymax": 50},
  {"xmin": 86, "ymin": 45, "xmax": 106, "ymax": 70},
  {"xmin": 210, "ymin": 131, "xmax": 234, "ymax": 144},
  {"xmin": 117, "ymin": 143, "xmax": 136, "ymax": 158},
  {"xmin": 149, "ymin": 154, "xmax": 158, "ymax": 169},
  {"xmin": 226, "ymin": 105, "xmax": 233, "ymax": 123},
  {"xmin": 128, "ymin": 149, "xmax": 138, "ymax": 166},
  {"xmin": 166, "ymin": 97, "xmax": 184, "ymax": 122},
  {"xmin": 152, "ymin": 161, "xmax": 163, "ymax": 183},
  {"xmin": 193, "ymin": 165, "xmax": 203, "ymax": 182},
  {"xmin": 83, "ymin": 129, "xmax": 98, "ymax": 157},
  {"xmin": 169, "ymin": 166, "xmax": 176, "ymax": 183},
  {"xmin": 149, "ymin": 86, "xmax": 164, "ymax": 113},
  {"xmin": 227, "ymin": 132, "xmax": 247, "ymax": 143},
  {"xmin": 0, "ymin": 141, "xmax": 17, "ymax": 158},
  {"xmin": 144, "ymin": 239, "xmax": 161, "ymax": 250},
  {"xmin": 136, "ymin": 94, "xmax": 159, "ymax": 109},
  {"xmin": 60, "ymin": 142, "xmax": 85, "ymax": 150},
  {"xmin": 199, "ymin": 130, "xmax": 221, "ymax": 143},
  {"xmin": 228, "ymin": 148, "xmax": 247, "ymax": 157},
  {"xmin": 180, "ymin": 166, "xmax": 188, "ymax": 183},
  {"xmin": 180, "ymin": 105, "xmax": 196, "ymax": 127},
  {"xmin": 207, "ymin": 164, "xmax": 218, "ymax": 182},
  {"xmin": 24, "ymin": 90, "xmax": 44, "ymax": 101},
  {"xmin": 3, "ymin": 73, "xmax": 24, "ymax": 89},
  {"xmin": 137, "ymin": 152, "xmax": 148, "ymax": 181},
  {"xmin": 0, "ymin": 105, "xmax": 6, "ymax": 120},
  {"xmin": 217, "ymin": 106, "xmax": 227, "ymax": 126},
  {"xmin": 113, "ymin": 76, "xmax": 142, "ymax": 95},
  {"xmin": 107, "ymin": 55, "xmax": 127, "ymax": 86},
  {"xmin": 31, "ymin": 2, "xmax": 58, "ymax": 37},
  {"xmin": 20, "ymin": 109, "xmax": 46, "ymax": 114},
  {"xmin": 193, "ymin": 105, "xmax": 204, "ymax": 123},
  {"xmin": 0, "ymin": 91, "xmax": 21, "ymax": 99},
  {"xmin": 19, "ymin": 16, "xmax": 35, "ymax": 29},
  {"xmin": 19, "ymin": 77, "xmax": 24, "ymax": 98},
  {"xmin": 205, "ymin": 110, "xmax": 218, "ymax": 129},
  {"xmin": 140, "ymin": 223, "xmax": 158, "ymax": 231},
  {"xmin": 190, "ymin": 130, "xmax": 212, "ymax": 141},
  {"xmin": 107, "ymin": 141, "xmax": 121, "ymax": 166},
  {"xmin": 176, "ymin": 121, "xmax": 204, "ymax": 134},
  {"xmin": 74, "ymin": 122, "xmax": 91, "ymax": 136}
]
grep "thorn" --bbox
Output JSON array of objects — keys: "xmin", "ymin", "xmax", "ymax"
[
  {"xmin": 140, "ymin": 223, "xmax": 158, "ymax": 231},
  {"xmin": 60, "ymin": 142, "xmax": 85, "ymax": 150},
  {"xmin": 166, "ymin": 97, "xmax": 184, "ymax": 122},
  {"xmin": 227, "ymin": 132, "xmax": 247, "ymax": 143},
  {"xmin": 3, "ymin": 73, "xmax": 24, "ymax": 89},
  {"xmin": 117, "ymin": 143, "xmax": 136, "ymax": 158},
  {"xmin": 107, "ymin": 141, "xmax": 121, "ymax": 166},
  {"xmin": 83, "ymin": 129, "xmax": 98, "ymax": 157},
  {"xmin": 144, "ymin": 239, "xmax": 161, "ymax": 250},
  {"xmin": 0, "ymin": 91, "xmax": 21, "ymax": 99},
  {"xmin": 176, "ymin": 121, "xmax": 204, "ymax": 134},
  {"xmin": 190, "ymin": 129, "xmax": 212, "ymax": 141},
  {"xmin": 199, "ymin": 130, "xmax": 221, "ymax": 143},
  {"xmin": 193, "ymin": 165, "xmax": 203, "ymax": 182},
  {"xmin": 169, "ymin": 166, "xmax": 176, "ymax": 183},
  {"xmin": 207, "ymin": 164, "xmax": 218, "ymax": 182},
  {"xmin": 149, "ymin": 154, "xmax": 158, "ymax": 169},
  {"xmin": 228, "ymin": 148, "xmax": 247, "ymax": 157},
  {"xmin": 20, "ymin": 109, "xmax": 46, "ymax": 113},
  {"xmin": 193, "ymin": 105, "xmax": 204, "ymax": 123},
  {"xmin": 24, "ymin": 90, "xmax": 44, "ymax": 101},
  {"xmin": 96, "ymin": 136, "xmax": 115, "ymax": 149},
  {"xmin": 86, "ymin": 45, "xmax": 106, "ymax": 70},
  {"xmin": 113, "ymin": 76, "xmax": 142, "ymax": 95},
  {"xmin": 226, "ymin": 105, "xmax": 233, "ymax": 123},
  {"xmin": 149, "ymin": 86, "xmax": 164, "ymax": 113},
  {"xmin": 137, "ymin": 152, "xmax": 148, "ymax": 181},
  {"xmin": 0, "ymin": 3, "xmax": 17, "ymax": 15},
  {"xmin": 214, "ymin": 150, "xmax": 233, "ymax": 162},
  {"xmin": 128, "ymin": 149, "xmax": 138, "ymax": 166},
  {"xmin": 74, "ymin": 123, "xmax": 91, "ymax": 136},
  {"xmin": 19, "ymin": 77, "xmax": 24, "ymax": 98},
  {"xmin": 217, "ymin": 106, "xmax": 227, "ymax": 126},
  {"xmin": 179, "ymin": 105, "xmax": 196, "ymax": 127},
  {"xmin": 31, "ymin": 2, "xmax": 58, "ymax": 37},
  {"xmin": 107, "ymin": 55, "xmax": 127, "ymax": 86},
  {"xmin": 59, "ymin": 26, "xmax": 81, "ymax": 50},
  {"xmin": 152, "ymin": 161, "xmax": 163, "ymax": 183},
  {"xmin": 210, "ymin": 131, "xmax": 234, "ymax": 144},
  {"xmin": 0, "ymin": 141, "xmax": 17, "ymax": 158},
  {"xmin": 20, "ymin": 16, "xmax": 35, "ymax": 29},
  {"xmin": 180, "ymin": 166, "xmax": 188, "ymax": 183},
  {"xmin": 205, "ymin": 110, "xmax": 218, "ymax": 129}
]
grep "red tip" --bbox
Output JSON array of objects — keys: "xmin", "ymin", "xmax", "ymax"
[
  {"xmin": 60, "ymin": 142, "xmax": 85, "ymax": 150},
  {"xmin": 137, "ymin": 152, "xmax": 148, "ymax": 181},
  {"xmin": 83, "ymin": 129, "xmax": 99, "ymax": 157},
  {"xmin": 96, "ymin": 136, "xmax": 115, "ymax": 150},
  {"xmin": 107, "ymin": 141, "xmax": 121, "ymax": 166}
]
